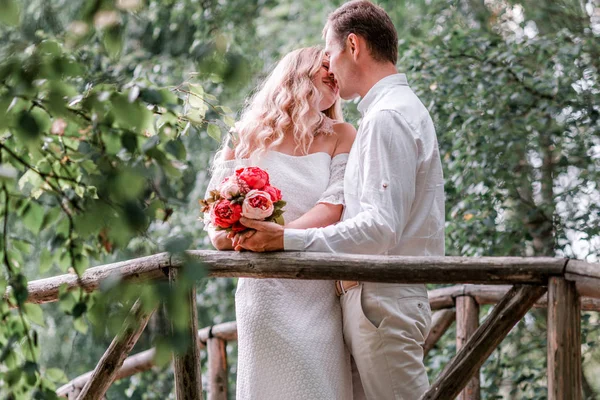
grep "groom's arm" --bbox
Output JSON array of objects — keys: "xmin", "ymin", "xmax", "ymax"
[{"xmin": 284, "ymin": 110, "xmax": 418, "ymax": 254}]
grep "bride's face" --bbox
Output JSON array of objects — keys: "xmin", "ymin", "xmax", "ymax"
[{"xmin": 312, "ymin": 55, "xmax": 339, "ymax": 112}]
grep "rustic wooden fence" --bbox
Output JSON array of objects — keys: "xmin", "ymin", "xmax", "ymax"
[{"xmin": 7, "ymin": 251, "xmax": 599, "ymax": 400}]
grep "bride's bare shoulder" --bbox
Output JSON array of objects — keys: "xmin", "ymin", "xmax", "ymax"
[{"xmin": 332, "ymin": 122, "xmax": 357, "ymax": 156}]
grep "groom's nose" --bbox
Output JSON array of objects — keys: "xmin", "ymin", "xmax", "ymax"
[{"xmin": 329, "ymin": 71, "xmax": 337, "ymax": 83}]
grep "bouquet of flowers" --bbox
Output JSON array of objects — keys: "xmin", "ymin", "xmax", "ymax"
[{"xmin": 201, "ymin": 166, "xmax": 286, "ymax": 233}]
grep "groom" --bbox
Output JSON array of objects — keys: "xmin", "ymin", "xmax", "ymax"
[{"xmin": 237, "ymin": 1, "xmax": 445, "ymax": 399}]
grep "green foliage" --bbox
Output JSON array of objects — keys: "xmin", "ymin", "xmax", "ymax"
[
  {"xmin": 0, "ymin": 0, "xmax": 248, "ymax": 396},
  {"xmin": 0, "ymin": 0, "xmax": 598, "ymax": 398}
]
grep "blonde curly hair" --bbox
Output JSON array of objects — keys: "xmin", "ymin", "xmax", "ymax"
[{"xmin": 224, "ymin": 46, "xmax": 342, "ymax": 162}]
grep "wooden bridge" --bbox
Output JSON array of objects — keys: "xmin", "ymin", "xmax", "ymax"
[{"xmin": 13, "ymin": 251, "xmax": 600, "ymax": 399}]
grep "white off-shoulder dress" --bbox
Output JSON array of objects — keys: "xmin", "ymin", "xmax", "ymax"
[{"xmin": 204, "ymin": 149, "xmax": 352, "ymax": 400}]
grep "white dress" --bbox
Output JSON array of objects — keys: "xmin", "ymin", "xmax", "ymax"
[{"xmin": 204, "ymin": 150, "xmax": 352, "ymax": 400}]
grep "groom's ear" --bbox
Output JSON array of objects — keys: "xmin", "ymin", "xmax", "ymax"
[{"xmin": 347, "ymin": 33, "xmax": 360, "ymax": 61}]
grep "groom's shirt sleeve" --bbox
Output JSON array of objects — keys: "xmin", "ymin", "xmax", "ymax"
[{"xmin": 284, "ymin": 110, "xmax": 417, "ymax": 254}]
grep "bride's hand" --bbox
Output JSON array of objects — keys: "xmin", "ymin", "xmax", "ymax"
[
  {"xmin": 227, "ymin": 230, "xmax": 257, "ymax": 250},
  {"xmin": 233, "ymin": 218, "xmax": 285, "ymax": 252}
]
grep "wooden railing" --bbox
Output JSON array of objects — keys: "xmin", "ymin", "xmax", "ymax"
[{"xmin": 7, "ymin": 251, "xmax": 599, "ymax": 400}]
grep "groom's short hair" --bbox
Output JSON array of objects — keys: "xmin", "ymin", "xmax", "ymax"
[{"xmin": 324, "ymin": 0, "xmax": 398, "ymax": 65}]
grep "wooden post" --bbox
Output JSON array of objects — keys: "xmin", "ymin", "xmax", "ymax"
[
  {"xmin": 77, "ymin": 299, "xmax": 155, "ymax": 400},
  {"xmin": 207, "ymin": 337, "xmax": 228, "ymax": 400},
  {"xmin": 57, "ymin": 322, "xmax": 239, "ymax": 398},
  {"xmin": 421, "ymin": 285, "xmax": 546, "ymax": 400},
  {"xmin": 547, "ymin": 277, "xmax": 582, "ymax": 400},
  {"xmin": 424, "ymin": 309, "xmax": 456, "ymax": 357},
  {"xmin": 456, "ymin": 296, "xmax": 480, "ymax": 400},
  {"xmin": 170, "ymin": 268, "xmax": 203, "ymax": 400}
]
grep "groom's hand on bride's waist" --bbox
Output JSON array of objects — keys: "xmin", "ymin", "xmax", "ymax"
[{"xmin": 233, "ymin": 218, "xmax": 284, "ymax": 252}]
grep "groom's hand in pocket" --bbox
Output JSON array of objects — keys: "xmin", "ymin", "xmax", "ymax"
[{"xmin": 234, "ymin": 218, "xmax": 284, "ymax": 252}]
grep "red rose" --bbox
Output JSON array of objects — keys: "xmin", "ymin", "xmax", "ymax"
[
  {"xmin": 236, "ymin": 167, "xmax": 270, "ymax": 190},
  {"xmin": 263, "ymin": 185, "xmax": 282, "ymax": 202},
  {"xmin": 231, "ymin": 221, "xmax": 247, "ymax": 233},
  {"xmin": 210, "ymin": 199, "xmax": 242, "ymax": 228}
]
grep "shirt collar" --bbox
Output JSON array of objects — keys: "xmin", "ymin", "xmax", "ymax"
[{"xmin": 357, "ymin": 73, "xmax": 409, "ymax": 116}]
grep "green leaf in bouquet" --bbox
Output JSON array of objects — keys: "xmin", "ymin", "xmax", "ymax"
[
  {"xmin": 273, "ymin": 215, "xmax": 285, "ymax": 226},
  {"xmin": 230, "ymin": 197, "xmax": 243, "ymax": 205},
  {"xmin": 273, "ymin": 200, "xmax": 287, "ymax": 208}
]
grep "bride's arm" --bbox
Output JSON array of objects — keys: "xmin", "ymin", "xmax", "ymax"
[
  {"xmin": 284, "ymin": 122, "xmax": 356, "ymax": 230},
  {"xmin": 285, "ymin": 203, "xmax": 344, "ymax": 229},
  {"xmin": 209, "ymin": 230, "xmax": 234, "ymax": 250}
]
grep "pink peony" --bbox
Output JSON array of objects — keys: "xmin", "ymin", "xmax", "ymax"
[
  {"xmin": 242, "ymin": 190, "xmax": 274, "ymax": 220},
  {"xmin": 219, "ymin": 176, "xmax": 240, "ymax": 199},
  {"xmin": 263, "ymin": 185, "xmax": 282, "ymax": 202}
]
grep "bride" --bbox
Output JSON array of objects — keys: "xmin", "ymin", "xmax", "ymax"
[{"xmin": 204, "ymin": 47, "xmax": 356, "ymax": 399}]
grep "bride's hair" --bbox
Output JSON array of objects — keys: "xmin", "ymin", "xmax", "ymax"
[{"xmin": 218, "ymin": 46, "xmax": 342, "ymax": 163}]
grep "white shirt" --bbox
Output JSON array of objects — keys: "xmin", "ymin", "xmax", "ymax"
[{"xmin": 284, "ymin": 73, "xmax": 445, "ymax": 256}]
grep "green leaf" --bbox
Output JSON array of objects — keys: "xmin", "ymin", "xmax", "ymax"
[
  {"xmin": 73, "ymin": 254, "xmax": 89, "ymax": 275},
  {"xmin": 57, "ymin": 250, "xmax": 71, "ymax": 272},
  {"xmin": 80, "ymin": 159, "xmax": 99, "ymax": 175},
  {"xmin": 87, "ymin": 186, "xmax": 99, "ymax": 199},
  {"xmin": 185, "ymin": 108, "xmax": 205, "ymax": 125},
  {"xmin": 165, "ymin": 139, "xmax": 186, "ymax": 160},
  {"xmin": 207, "ymin": 124, "xmax": 221, "ymax": 141},
  {"xmin": 217, "ymin": 105, "xmax": 233, "ymax": 114},
  {"xmin": 73, "ymin": 317, "xmax": 88, "ymax": 334},
  {"xmin": 5, "ymin": 367, "xmax": 22, "ymax": 386},
  {"xmin": 18, "ymin": 170, "xmax": 43, "ymax": 191},
  {"xmin": 0, "ymin": 0, "xmax": 20, "ymax": 26},
  {"xmin": 12, "ymin": 239, "xmax": 31, "ymax": 254},
  {"xmin": 102, "ymin": 26, "xmax": 123, "ymax": 59},
  {"xmin": 40, "ymin": 207, "xmax": 61, "ymax": 231},
  {"xmin": 75, "ymin": 185, "xmax": 85, "ymax": 198},
  {"xmin": 46, "ymin": 368, "xmax": 67, "ymax": 384},
  {"xmin": 188, "ymin": 84, "xmax": 204, "ymax": 108},
  {"xmin": 223, "ymin": 115, "xmax": 236, "ymax": 128},
  {"xmin": 23, "ymin": 304, "xmax": 45, "ymax": 327},
  {"xmin": 39, "ymin": 248, "xmax": 53, "ymax": 273},
  {"xmin": 22, "ymin": 201, "xmax": 44, "ymax": 235},
  {"xmin": 121, "ymin": 131, "xmax": 138, "ymax": 153},
  {"xmin": 111, "ymin": 93, "xmax": 153, "ymax": 132},
  {"xmin": 16, "ymin": 110, "xmax": 41, "ymax": 142}
]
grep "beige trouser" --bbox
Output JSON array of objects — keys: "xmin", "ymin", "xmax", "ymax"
[{"xmin": 341, "ymin": 282, "xmax": 432, "ymax": 400}]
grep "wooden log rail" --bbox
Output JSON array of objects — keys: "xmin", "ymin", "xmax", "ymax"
[
  {"xmin": 8, "ymin": 251, "xmax": 594, "ymax": 307},
  {"xmin": 5, "ymin": 251, "xmax": 597, "ymax": 400}
]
